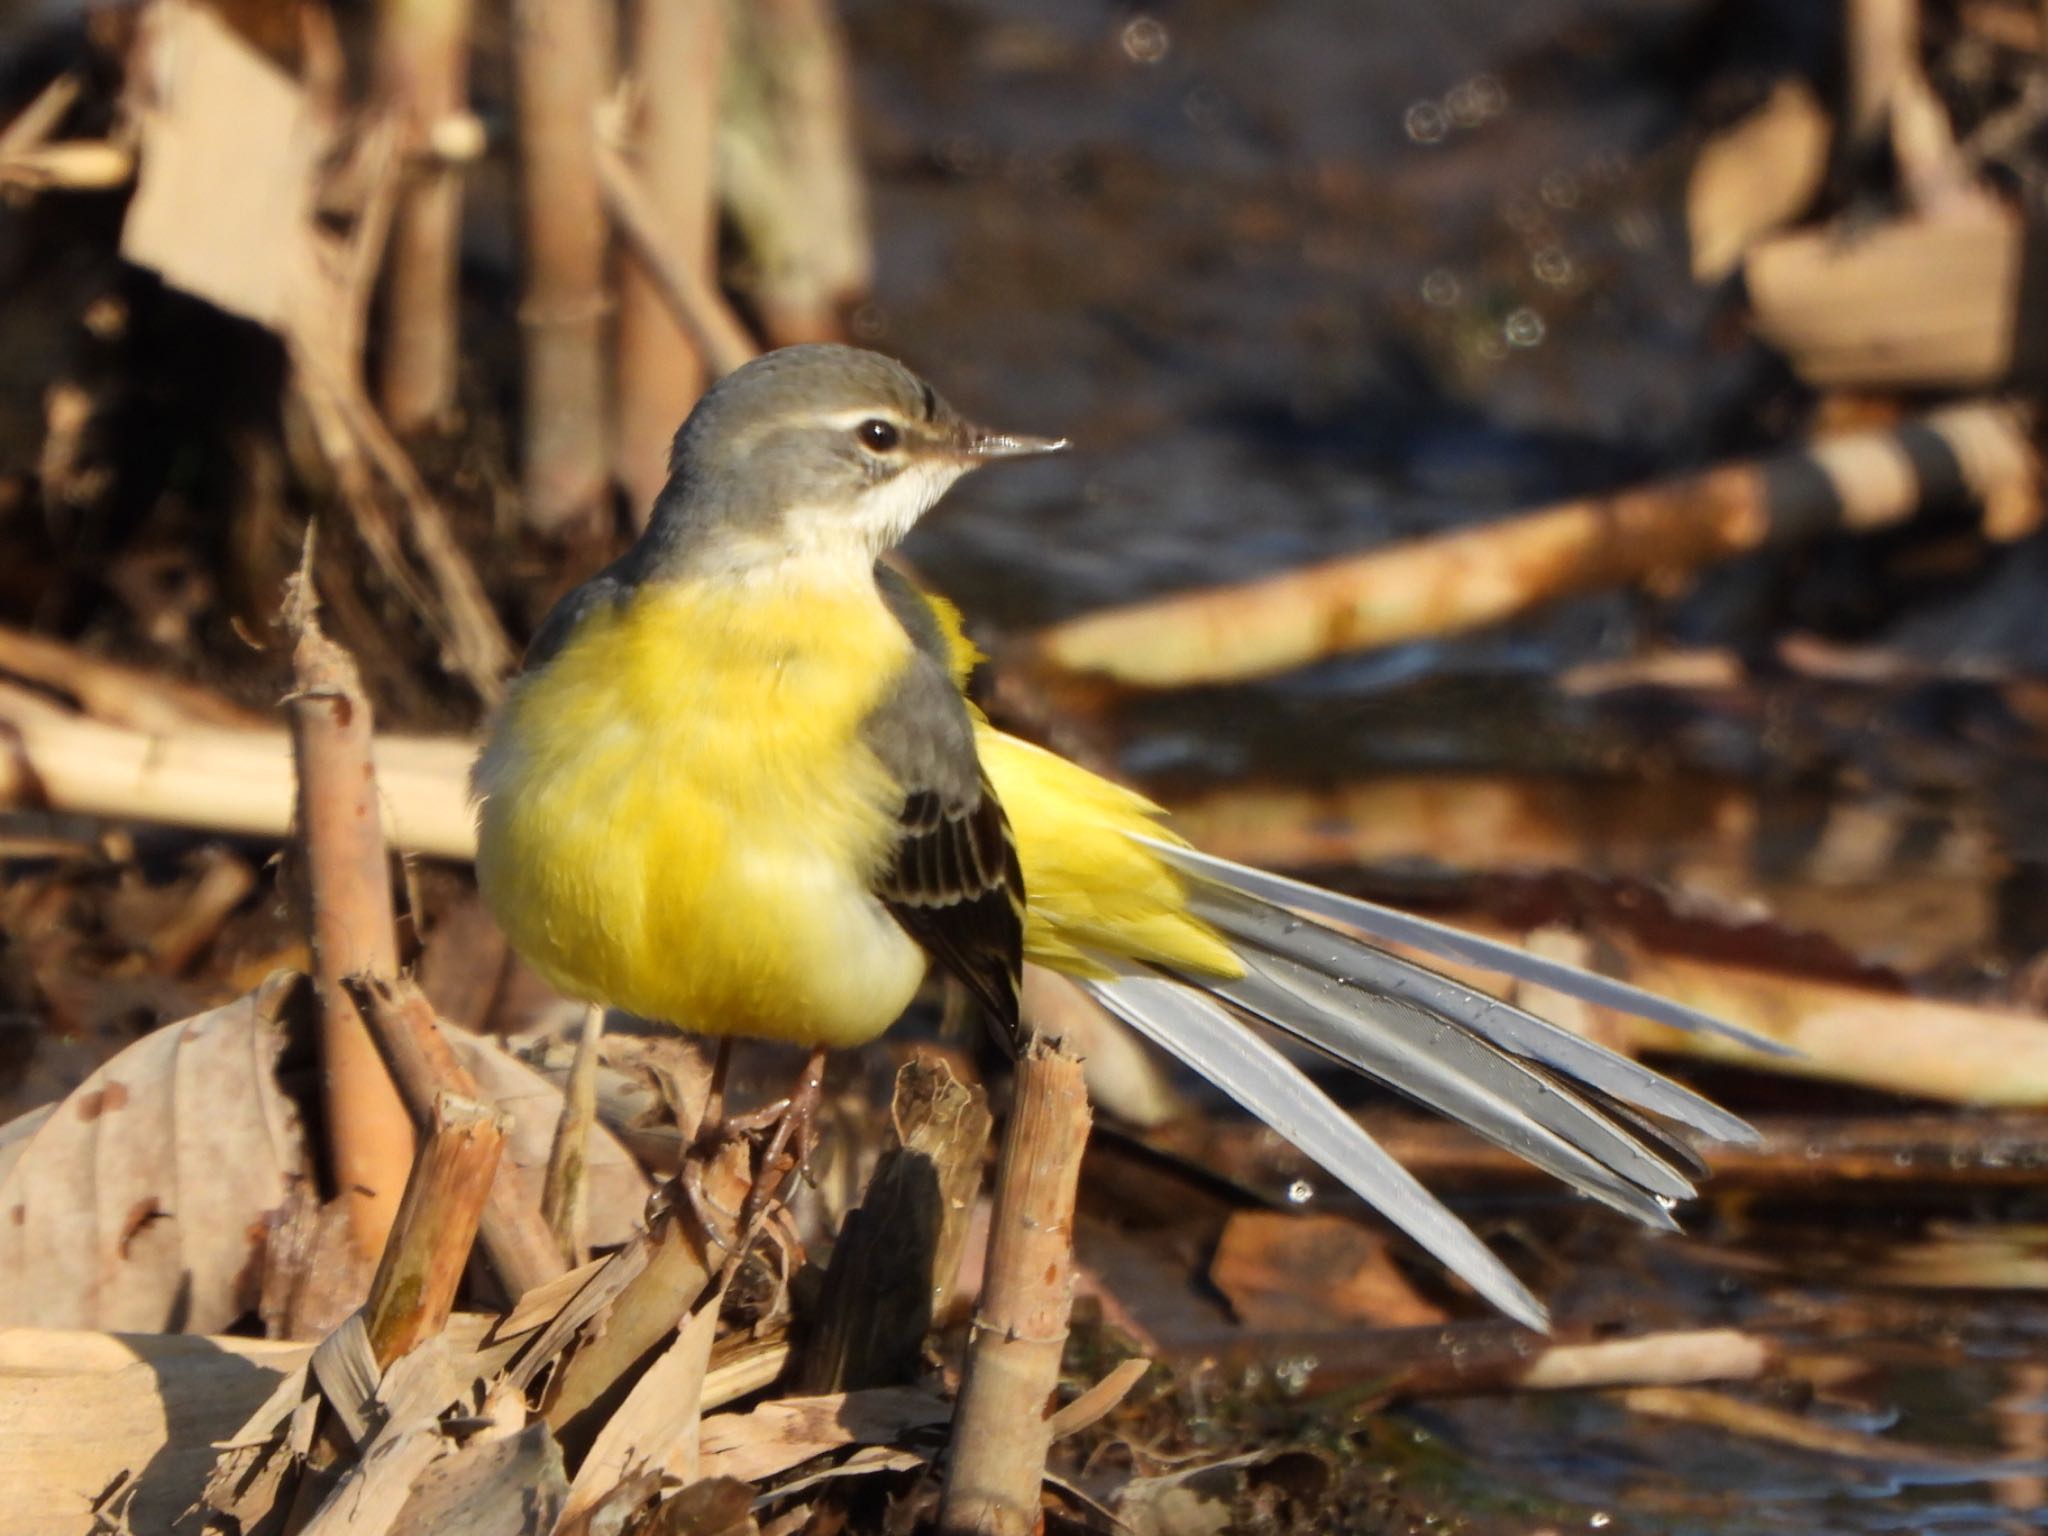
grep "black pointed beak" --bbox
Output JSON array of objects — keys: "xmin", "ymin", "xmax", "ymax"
[{"xmin": 960, "ymin": 425, "xmax": 1069, "ymax": 460}]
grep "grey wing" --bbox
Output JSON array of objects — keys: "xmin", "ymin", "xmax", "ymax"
[{"xmin": 865, "ymin": 574, "xmax": 1026, "ymax": 1045}]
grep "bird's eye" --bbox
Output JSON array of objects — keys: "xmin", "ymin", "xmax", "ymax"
[{"xmin": 856, "ymin": 418, "xmax": 901, "ymax": 452}]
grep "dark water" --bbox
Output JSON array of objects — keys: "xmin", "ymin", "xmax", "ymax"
[{"xmin": 844, "ymin": 1, "xmax": 2048, "ymax": 1530}]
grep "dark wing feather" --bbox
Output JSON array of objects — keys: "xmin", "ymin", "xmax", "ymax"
[
  {"xmin": 876, "ymin": 776, "xmax": 1026, "ymax": 1047},
  {"xmin": 865, "ymin": 569, "xmax": 1026, "ymax": 1045}
]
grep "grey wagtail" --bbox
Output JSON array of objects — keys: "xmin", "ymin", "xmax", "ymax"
[{"xmin": 473, "ymin": 344, "xmax": 1772, "ymax": 1330}]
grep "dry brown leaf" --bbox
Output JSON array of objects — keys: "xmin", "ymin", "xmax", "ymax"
[
  {"xmin": 389, "ymin": 1422, "xmax": 568, "ymax": 1536},
  {"xmin": 1210, "ymin": 1210, "xmax": 1448, "ymax": 1331},
  {"xmin": 1114, "ymin": 1449, "xmax": 1332, "ymax": 1536},
  {"xmin": 559, "ymin": 1297, "xmax": 721, "ymax": 1530},
  {"xmin": 1686, "ymin": 80, "xmax": 1830, "ymax": 281},
  {"xmin": 121, "ymin": 0, "xmax": 326, "ymax": 329},
  {"xmin": 0, "ymin": 974, "xmax": 308, "ymax": 1332},
  {"xmin": 1044, "ymin": 1357, "xmax": 1152, "ymax": 1441},
  {"xmin": 1747, "ymin": 206, "xmax": 2023, "ymax": 389},
  {"xmin": 0, "ymin": 1327, "xmax": 309, "ymax": 1536},
  {"xmin": 698, "ymin": 1385, "xmax": 951, "ymax": 1485}
]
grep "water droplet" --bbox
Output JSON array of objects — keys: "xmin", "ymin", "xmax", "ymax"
[
  {"xmin": 1420, "ymin": 268, "xmax": 1460, "ymax": 307},
  {"xmin": 1404, "ymin": 101, "xmax": 1448, "ymax": 145},
  {"xmin": 1120, "ymin": 15, "xmax": 1170, "ymax": 64},
  {"xmin": 1286, "ymin": 1178, "xmax": 1315, "ymax": 1205},
  {"xmin": 1503, "ymin": 308, "xmax": 1545, "ymax": 348}
]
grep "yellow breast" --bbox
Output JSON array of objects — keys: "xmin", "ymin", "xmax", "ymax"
[{"xmin": 473, "ymin": 574, "xmax": 928, "ymax": 1047}]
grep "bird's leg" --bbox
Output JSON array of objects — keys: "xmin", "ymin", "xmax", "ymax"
[
  {"xmin": 714, "ymin": 1044, "xmax": 829, "ymax": 1289},
  {"xmin": 697, "ymin": 1036, "xmax": 735, "ymax": 1141}
]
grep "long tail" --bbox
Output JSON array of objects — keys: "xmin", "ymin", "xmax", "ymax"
[{"xmin": 1077, "ymin": 841, "xmax": 1780, "ymax": 1332}]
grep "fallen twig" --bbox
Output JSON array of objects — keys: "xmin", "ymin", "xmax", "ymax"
[
  {"xmin": 1024, "ymin": 402, "xmax": 2040, "ymax": 689},
  {"xmin": 939, "ymin": 1038, "xmax": 1091, "ymax": 1536},
  {"xmin": 1179, "ymin": 1323, "xmax": 1772, "ymax": 1402},
  {"xmin": 0, "ymin": 682, "xmax": 476, "ymax": 857},
  {"xmin": 1327, "ymin": 1109, "xmax": 2048, "ymax": 1192}
]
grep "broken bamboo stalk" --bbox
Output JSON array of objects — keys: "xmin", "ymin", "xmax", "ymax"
[
  {"xmin": 1024, "ymin": 402, "xmax": 2040, "ymax": 689},
  {"xmin": 613, "ymin": 0, "xmax": 725, "ymax": 516},
  {"xmin": 510, "ymin": 0, "xmax": 611, "ymax": 534},
  {"xmin": 374, "ymin": 0, "xmax": 479, "ymax": 432},
  {"xmin": 363, "ymin": 1091, "xmax": 508, "ymax": 1368},
  {"xmin": 284, "ymin": 562, "xmax": 415, "ymax": 1273},
  {"xmin": 939, "ymin": 1039, "xmax": 1090, "ymax": 1536},
  {"xmin": 352, "ymin": 974, "xmax": 569, "ymax": 1302}
]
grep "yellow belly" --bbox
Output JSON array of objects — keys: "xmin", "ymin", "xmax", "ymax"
[{"xmin": 473, "ymin": 576, "xmax": 927, "ymax": 1047}]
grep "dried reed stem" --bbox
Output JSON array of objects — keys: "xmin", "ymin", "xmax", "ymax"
[
  {"xmin": 614, "ymin": 0, "xmax": 724, "ymax": 516},
  {"xmin": 596, "ymin": 139, "xmax": 756, "ymax": 378},
  {"xmin": 938, "ymin": 1039, "xmax": 1090, "ymax": 1536},
  {"xmin": 284, "ymin": 557, "xmax": 415, "ymax": 1268},
  {"xmin": 510, "ymin": 0, "xmax": 611, "ymax": 534},
  {"xmin": 375, "ymin": 0, "xmax": 478, "ymax": 432},
  {"xmin": 363, "ymin": 1091, "xmax": 508, "ymax": 1367}
]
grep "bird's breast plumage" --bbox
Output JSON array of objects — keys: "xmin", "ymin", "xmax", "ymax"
[{"xmin": 473, "ymin": 572, "xmax": 928, "ymax": 1045}]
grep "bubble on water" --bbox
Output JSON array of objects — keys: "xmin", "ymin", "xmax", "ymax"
[
  {"xmin": 1540, "ymin": 170, "xmax": 1582, "ymax": 210},
  {"xmin": 1286, "ymin": 1178, "xmax": 1315, "ymax": 1205},
  {"xmin": 1532, "ymin": 247, "xmax": 1575, "ymax": 288},
  {"xmin": 1404, "ymin": 100, "xmax": 1448, "ymax": 145},
  {"xmin": 1420, "ymin": 268, "xmax": 1460, "ymax": 307},
  {"xmin": 1276, "ymin": 1354, "xmax": 1317, "ymax": 1392},
  {"xmin": 1503, "ymin": 308, "xmax": 1545, "ymax": 348},
  {"xmin": 1120, "ymin": 15, "xmax": 1170, "ymax": 64},
  {"xmin": 1500, "ymin": 191, "xmax": 1547, "ymax": 235},
  {"xmin": 1444, "ymin": 81, "xmax": 1486, "ymax": 129}
]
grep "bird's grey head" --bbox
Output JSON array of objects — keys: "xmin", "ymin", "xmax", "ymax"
[{"xmin": 634, "ymin": 344, "xmax": 1064, "ymax": 581}]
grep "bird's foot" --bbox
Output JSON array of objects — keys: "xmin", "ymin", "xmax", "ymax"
[{"xmin": 709, "ymin": 1045, "xmax": 830, "ymax": 1293}]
